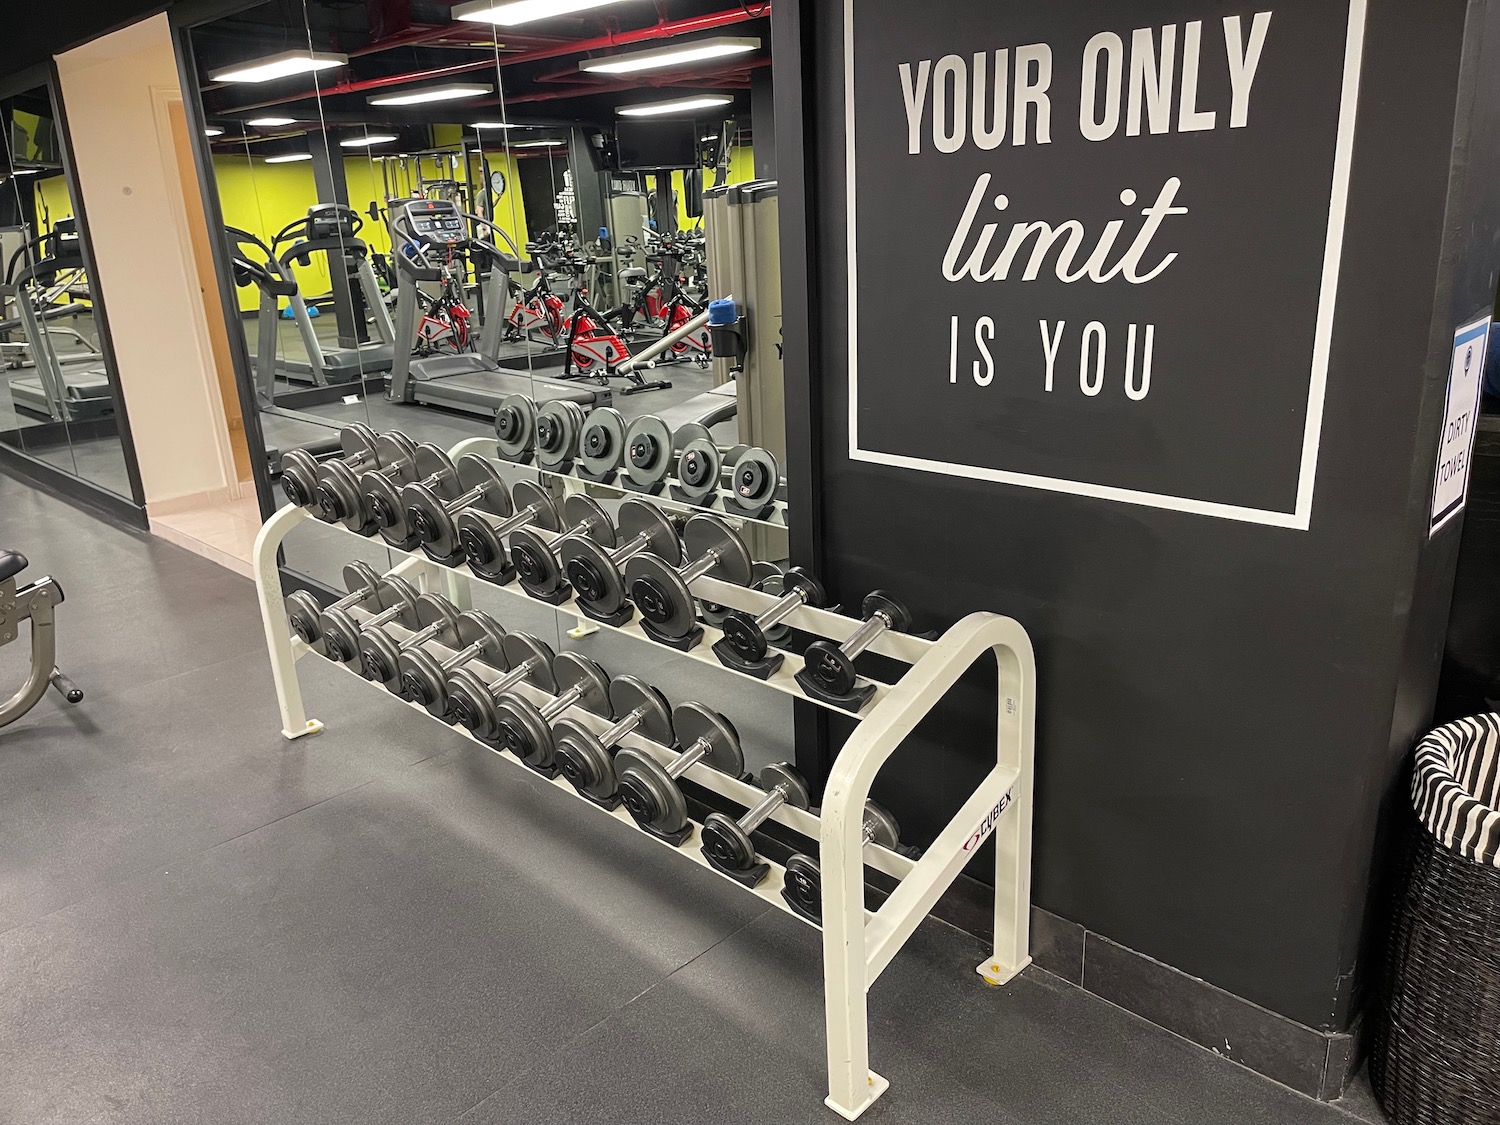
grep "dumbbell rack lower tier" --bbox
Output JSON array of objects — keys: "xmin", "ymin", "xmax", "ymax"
[{"xmin": 253, "ymin": 473, "xmax": 1036, "ymax": 1122}]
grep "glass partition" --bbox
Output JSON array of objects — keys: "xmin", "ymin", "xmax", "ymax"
[{"xmin": 0, "ymin": 80, "xmax": 135, "ymax": 502}]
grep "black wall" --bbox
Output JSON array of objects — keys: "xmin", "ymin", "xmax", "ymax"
[
  {"xmin": 0, "ymin": 2, "xmax": 168, "ymax": 78},
  {"xmin": 789, "ymin": 0, "xmax": 1500, "ymax": 1031}
]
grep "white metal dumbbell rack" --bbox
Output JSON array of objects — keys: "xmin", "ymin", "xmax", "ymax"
[{"xmin": 252, "ymin": 436, "xmax": 1036, "ymax": 1122}]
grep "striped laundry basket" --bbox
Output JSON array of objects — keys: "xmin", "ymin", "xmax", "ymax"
[{"xmin": 1370, "ymin": 714, "xmax": 1500, "ymax": 1125}]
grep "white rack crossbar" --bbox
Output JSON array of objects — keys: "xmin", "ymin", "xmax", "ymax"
[{"xmin": 252, "ymin": 447, "xmax": 1035, "ymax": 1121}]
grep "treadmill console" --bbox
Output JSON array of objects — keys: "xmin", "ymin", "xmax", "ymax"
[{"xmin": 402, "ymin": 199, "xmax": 466, "ymax": 248}]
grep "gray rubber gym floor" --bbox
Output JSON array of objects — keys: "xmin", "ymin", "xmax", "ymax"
[{"xmin": 0, "ymin": 472, "xmax": 1388, "ymax": 1125}]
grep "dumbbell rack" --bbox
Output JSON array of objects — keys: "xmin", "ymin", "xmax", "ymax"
[{"xmin": 252, "ymin": 437, "xmax": 1036, "ymax": 1122}]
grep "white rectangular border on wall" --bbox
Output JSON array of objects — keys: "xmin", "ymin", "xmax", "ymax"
[{"xmin": 843, "ymin": 0, "xmax": 1369, "ymax": 530}]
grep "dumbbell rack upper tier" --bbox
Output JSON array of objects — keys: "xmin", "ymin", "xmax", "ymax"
[{"xmin": 252, "ymin": 438, "xmax": 1036, "ymax": 1124}]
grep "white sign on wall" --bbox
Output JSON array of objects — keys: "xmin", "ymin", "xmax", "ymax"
[{"xmin": 1430, "ymin": 317, "xmax": 1490, "ymax": 536}]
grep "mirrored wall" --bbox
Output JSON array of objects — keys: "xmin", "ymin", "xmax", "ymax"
[
  {"xmin": 0, "ymin": 79, "xmax": 137, "ymax": 506},
  {"xmin": 182, "ymin": 0, "xmax": 788, "ymax": 757}
]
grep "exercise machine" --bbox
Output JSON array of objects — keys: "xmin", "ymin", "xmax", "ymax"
[
  {"xmin": 0, "ymin": 549, "xmax": 82, "ymax": 729},
  {"xmin": 386, "ymin": 197, "xmax": 605, "ymax": 419},
  {"xmin": 4, "ymin": 219, "xmax": 114, "ymax": 422},
  {"xmin": 265, "ymin": 206, "xmax": 396, "ymax": 385}
]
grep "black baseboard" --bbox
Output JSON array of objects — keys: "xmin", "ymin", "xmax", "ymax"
[{"xmin": 0, "ymin": 444, "xmax": 147, "ymax": 529}]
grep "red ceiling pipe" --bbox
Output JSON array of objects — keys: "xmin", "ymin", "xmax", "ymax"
[
  {"xmin": 216, "ymin": 6, "xmax": 765, "ymax": 114},
  {"xmin": 501, "ymin": 69, "xmax": 762, "ymax": 105}
]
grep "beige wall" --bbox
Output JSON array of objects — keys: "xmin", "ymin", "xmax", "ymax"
[{"xmin": 55, "ymin": 14, "xmax": 240, "ymax": 508}]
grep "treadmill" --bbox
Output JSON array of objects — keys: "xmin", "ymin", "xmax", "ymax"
[
  {"xmin": 267, "ymin": 205, "xmax": 396, "ymax": 386},
  {"xmin": 4, "ymin": 220, "xmax": 114, "ymax": 422},
  {"xmin": 385, "ymin": 197, "xmax": 606, "ymax": 418},
  {"xmin": 226, "ymin": 229, "xmax": 363, "ymax": 470}
]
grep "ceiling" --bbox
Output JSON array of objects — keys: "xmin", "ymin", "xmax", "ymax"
[{"xmin": 191, "ymin": 0, "xmax": 771, "ymax": 154}]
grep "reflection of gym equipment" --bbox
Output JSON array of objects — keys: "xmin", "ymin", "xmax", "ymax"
[
  {"xmin": 0, "ymin": 549, "xmax": 82, "ymax": 729},
  {"xmin": 4, "ymin": 220, "xmax": 114, "ymax": 422},
  {"xmin": 264, "ymin": 206, "xmax": 396, "ymax": 385},
  {"xmin": 386, "ymin": 197, "xmax": 605, "ymax": 419}
]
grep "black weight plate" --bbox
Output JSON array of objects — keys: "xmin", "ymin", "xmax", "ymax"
[
  {"xmin": 397, "ymin": 647, "xmax": 452, "ymax": 716},
  {"xmin": 553, "ymin": 719, "xmax": 616, "ymax": 801},
  {"xmin": 609, "ymin": 675, "xmax": 674, "ymax": 746},
  {"xmin": 413, "ymin": 444, "xmax": 459, "ymax": 498},
  {"xmin": 493, "ymin": 694, "xmax": 554, "ymax": 766},
  {"xmin": 622, "ymin": 415, "xmax": 672, "ymax": 489},
  {"xmin": 683, "ymin": 514, "xmax": 754, "ymax": 586},
  {"xmin": 561, "ymin": 494, "xmax": 617, "ymax": 549},
  {"xmin": 340, "ymin": 422, "xmax": 378, "ymax": 463},
  {"xmin": 494, "ymin": 394, "xmax": 537, "ymax": 460},
  {"xmin": 730, "ymin": 447, "xmax": 780, "ymax": 510},
  {"xmin": 358, "ymin": 629, "xmax": 403, "ymax": 688},
  {"xmin": 672, "ymin": 701, "xmax": 744, "ymax": 777},
  {"xmin": 618, "ymin": 499, "xmax": 681, "ymax": 564},
  {"xmin": 760, "ymin": 762, "xmax": 811, "ymax": 810},
  {"xmin": 578, "ymin": 407, "xmax": 626, "ymax": 478},
  {"xmin": 536, "ymin": 400, "xmax": 582, "ymax": 468},
  {"xmin": 285, "ymin": 590, "xmax": 326, "ymax": 652},
  {"xmin": 363, "ymin": 471, "xmax": 417, "ymax": 548},
  {"xmin": 453, "ymin": 609, "xmax": 506, "ymax": 661},
  {"xmin": 624, "ymin": 553, "xmax": 696, "ymax": 639},
  {"xmin": 862, "ymin": 590, "xmax": 912, "ymax": 634},
  {"xmin": 510, "ymin": 526, "xmax": 565, "ymax": 598},
  {"xmin": 675, "ymin": 439, "xmax": 721, "ymax": 502},
  {"xmin": 552, "ymin": 652, "xmax": 612, "ymax": 717},
  {"xmin": 400, "ymin": 481, "xmax": 452, "ymax": 553},
  {"xmin": 560, "ymin": 536, "xmax": 627, "ymax": 616},
  {"xmin": 513, "ymin": 480, "xmax": 562, "ymax": 532},
  {"xmin": 375, "ymin": 431, "xmax": 418, "ymax": 474},
  {"xmin": 502, "ymin": 633, "xmax": 557, "ymax": 687},
  {"xmin": 671, "ymin": 421, "xmax": 712, "ymax": 454},
  {"xmin": 280, "ymin": 449, "xmax": 321, "ymax": 513},
  {"xmin": 614, "ymin": 748, "xmax": 689, "ymax": 836},
  {"xmin": 457, "ymin": 455, "xmax": 513, "ymax": 516}
]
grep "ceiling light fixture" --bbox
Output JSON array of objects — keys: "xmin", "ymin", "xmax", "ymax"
[
  {"xmin": 453, "ymin": 0, "xmax": 630, "ymax": 27},
  {"xmin": 209, "ymin": 49, "xmax": 347, "ymax": 84},
  {"xmin": 579, "ymin": 37, "xmax": 759, "ymax": 75},
  {"xmin": 340, "ymin": 134, "xmax": 399, "ymax": 148},
  {"xmin": 367, "ymin": 82, "xmax": 493, "ymax": 107},
  {"xmin": 617, "ymin": 95, "xmax": 733, "ymax": 118},
  {"xmin": 247, "ymin": 117, "xmax": 296, "ymax": 127},
  {"xmin": 508, "ymin": 139, "xmax": 567, "ymax": 148},
  {"xmin": 11, "ymin": 168, "xmax": 39, "ymax": 175},
  {"xmin": 264, "ymin": 153, "xmax": 313, "ymax": 164},
  {"xmin": 471, "ymin": 121, "xmax": 524, "ymax": 129},
  {"xmin": 204, "ymin": 127, "xmax": 225, "ymax": 137}
]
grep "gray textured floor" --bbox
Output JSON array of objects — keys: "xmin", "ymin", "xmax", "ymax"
[{"xmin": 0, "ymin": 470, "xmax": 1387, "ymax": 1125}]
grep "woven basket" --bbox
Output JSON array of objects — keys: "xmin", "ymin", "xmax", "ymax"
[{"xmin": 1370, "ymin": 715, "xmax": 1500, "ymax": 1125}]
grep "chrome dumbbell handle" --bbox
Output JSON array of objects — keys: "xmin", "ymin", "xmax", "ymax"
[
  {"xmin": 739, "ymin": 779, "xmax": 794, "ymax": 836},
  {"xmin": 439, "ymin": 481, "xmax": 492, "ymax": 516},
  {"xmin": 677, "ymin": 542, "xmax": 728, "ymax": 587},
  {"xmin": 754, "ymin": 585, "xmax": 814, "ymax": 634},
  {"xmin": 487, "ymin": 500, "xmax": 552, "ymax": 539},
  {"xmin": 841, "ymin": 609, "xmax": 895, "ymax": 662},
  {"xmin": 480, "ymin": 653, "xmax": 549, "ymax": 701},
  {"xmin": 325, "ymin": 580, "xmax": 380, "ymax": 615},
  {"xmin": 360, "ymin": 601, "xmax": 409, "ymax": 633},
  {"xmin": 665, "ymin": 735, "xmax": 712, "ymax": 780},
  {"xmin": 536, "ymin": 679, "xmax": 592, "ymax": 724},
  {"xmin": 594, "ymin": 702, "xmax": 653, "ymax": 748},
  {"xmin": 393, "ymin": 617, "xmax": 451, "ymax": 652},
  {"xmin": 434, "ymin": 637, "xmax": 492, "ymax": 675}
]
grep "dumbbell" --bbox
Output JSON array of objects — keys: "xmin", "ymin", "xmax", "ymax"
[
  {"xmin": 361, "ymin": 443, "xmax": 460, "ymax": 552},
  {"xmin": 280, "ymin": 422, "xmax": 378, "ymax": 511},
  {"xmin": 446, "ymin": 633, "xmax": 555, "ymax": 741},
  {"xmin": 494, "ymin": 394, "xmax": 538, "ymax": 463},
  {"xmin": 490, "ymin": 652, "xmax": 612, "ymax": 776},
  {"xmin": 535, "ymin": 400, "xmax": 588, "ymax": 472},
  {"xmin": 701, "ymin": 762, "xmax": 811, "ymax": 887},
  {"xmin": 559, "ymin": 498, "xmax": 680, "ymax": 626},
  {"xmin": 508, "ymin": 494, "xmax": 615, "ymax": 603},
  {"xmin": 576, "ymin": 406, "xmax": 626, "ymax": 484},
  {"xmin": 670, "ymin": 425, "xmax": 721, "ymax": 506},
  {"xmin": 615, "ymin": 702, "xmax": 743, "ymax": 845},
  {"xmin": 318, "ymin": 575, "xmax": 420, "ymax": 668},
  {"xmin": 553, "ymin": 675, "xmax": 674, "ymax": 809},
  {"xmin": 402, "ymin": 455, "xmax": 511, "ymax": 566},
  {"xmin": 795, "ymin": 591, "xmax": 912, "ymax": 711},
  {"xmin": 455, "ymin": 480, "xmax": 559, "ymax": 584},
  {"xmin": 712, "ymin": 567, "xmax": 827, "ymax": 679},
  {"xmin": 397, "ymin": 609, "xmax": 506, "ymax": 717},
  {"xmin": 624, "ymin": 513, "xmax": 752, "ymax": 650},
  {"xmin": 313, "ymin": 431, "xmax": 416, "ymax": 536},
  {"xmin": 285, "ymin": 561, "xmax": 380, "ymax": 656},
  {"xmin": 356, "ymin": 591, "xmax": 461, "ymax": 693},
  {"xmin": 781, "ymin": 800, "xmax": 903, "ymax": 924}
]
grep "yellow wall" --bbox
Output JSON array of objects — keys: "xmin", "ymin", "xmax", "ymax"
[
  {"xmin": 214, "ymin": 145, "xmax": 533, "ymax": 311},
  {"xmin": 670, "ymin": 143, "xmax": 755, "ymax": 230},
  {"xmin": 33, "ymin": 175, "xmax": 75, "ymax": 233}
]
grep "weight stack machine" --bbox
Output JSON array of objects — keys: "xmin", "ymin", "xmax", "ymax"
[{"xmin": 705, "ymin": 181, "xmax": 786, "ymax": 561}]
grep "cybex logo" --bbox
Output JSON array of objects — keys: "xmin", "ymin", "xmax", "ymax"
[{"xmin": 961, "ymin": 790, "xmax": 1013, "ymax": 853}]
